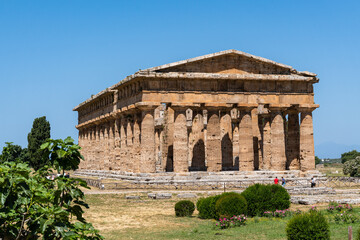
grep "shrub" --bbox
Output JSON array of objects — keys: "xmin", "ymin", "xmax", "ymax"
[
  {"xmin": 241, "ymin": 184, "xmax": 290, "ymax": 217},
  {"xmin": 196, "ymin": 192, "xmax": 238, "ymax": 219},
  {"xmin": 197, "ymin": 196, "xmax": 218, "ymax": 219},
  {"xmin": 286, "ymin": 212, "xmax": 330, "ymax": 240},
  {"xmin": 215, "ymin": 192, "xmax": 247, "ymax": 218},
  {"xmin": 175, "ymin": 200, "xmax": 195, "ymax": 217},
  {"xmin": 343, "ymin": 156, "xmax": 360, "ymax": 177}
]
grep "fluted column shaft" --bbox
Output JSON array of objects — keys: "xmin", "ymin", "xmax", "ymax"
[
  {"xmin": 239, "ymin": 110, "xmax": 254, "ymax": 171},
  {"xmin": 173, "ymin": 108, "xmax": 189, "ymax": 172},
  {"xmin": 206, "ymin": 110, "xmax": 222, "ymax": 172},
  {"xmin": 270, "ymin": 110, "xmax": 287, "ymax": 170},
  {"xmin": 287, "ymin": 112, "xmax": 300, "ymax": 170},
  {"xmin": 300, "ymin": 111, "xmax": 315, "ymax": 171},
  {"xmin": 140, "ymin": 109, "xmax": 156, "ymax": 173},
  {"xmin": 262, "ymin": 116, "xmax": 272, "ymax": 170}
]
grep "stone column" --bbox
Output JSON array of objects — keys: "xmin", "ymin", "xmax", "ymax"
[
  {"xmin": 173, "ymin": 107, "xmax": 189, "ymax": 173},
  {"xmin": 270, "ymin": 110, "xmax": 287, "ymax": 170},
  {"xmin": 95, "ymin": 124, "xmax": 101, "ymax": 170},
  {"xmin": 239, "ymin": 109, "xmax": 254, "ymax": 171},
  {"xmin": 78, "ymin": 129, "xmax": 84, "ymax": 168},
  {"xmin": 89, "ymin": 127, "xmax": 95, "ymax": 169},
  {"xmin": 140, "ymin": 108, "xmax": 156, "ymax": 173},
  {"xmin": 262, "ymin": 116, "xmax": 272, "ymax": 170},
  {"xmin": 220, "ymin": 111, "xmax": 233, "ymax": 170},
  {"xmin": 127, "ymin": 117, "xmax": 134, "ymax": 172},
  {"xmin": 300, "ymin": 110, "xmax": 315, "ymax": 171},
  {"xmin": 108, "ymin": 120, "xmax": 115, "ymax": 170},
  {"xmin": 120, "ymin": 116, "xmax": 127, "ymax": 171},
  {"xmin": 100, "ymin": 124, "xmax": 105, "ymax": 170},
  {"xmin": 103, "ymin": 122, "xmax": 109, "ymax": 170},
  {"xmin": 252, "ymin": 108, "xmax": 261, "ymax": 170},
  {"xmin": 133, "ymin": 113, "xmax": 141, "ymax": 173},
  {"xmin": 287, "ymin": 111, "xmax": 300, "ymax": 170},
  {"xmin": 165, "ymin": 107, "xmax": 174, "ymax": 172},
  {"xmin": 231, "ymin": 108, "xmax": 240, "ymax": 170},
  {"xmin": 84, "ymin": 128, "xmax": 90, "ymax": 169},
  {"xmin": 206, "ymin": 110, "xmax": 222, "ymax": 172},
  {"xmin": 114, "ymin": 118, "xmax": 121, "ymax": 170}
]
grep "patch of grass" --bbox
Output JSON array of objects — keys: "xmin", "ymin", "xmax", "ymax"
[{"xmin": 83, "ymin": 194, "xmax": 360, "ymax": 240}]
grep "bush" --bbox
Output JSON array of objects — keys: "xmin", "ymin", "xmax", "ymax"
[
  {"xmin": 343, "ymin": 156, "xmax": 360, "ymax": 177},
  {"xmin": 197, "ymin": 195, "xmax": 221, "ymax": 219},
  {"xmin": 175, "ymin": 200, "xmax": 195, "ymax": 217},
  {"xmin": 286, "ymin": 212, "xmax": 330, "ymax": 240},
  {"xmin": 196, "ymin": 192, "xmax": 238, "ymax": 219},
  {"xmin": 215, "ymin": 193, "xmax": 247, "ymax": 218},
  {"xmin": 241, "ymin": 184, "xmax": 290, "ymax": 217}
]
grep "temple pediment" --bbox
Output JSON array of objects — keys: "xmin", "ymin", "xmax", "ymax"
[{"xmin": 143, "ymin": 49, "xmax": 307, "ymax": 76}]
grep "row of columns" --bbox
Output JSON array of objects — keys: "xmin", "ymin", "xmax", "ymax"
[
  {"xmin": 78, "ymin": 105, "xmax": 315, "ymax": 173},
  {"xmin": 259, "ymin": 109, "xmax": 315, "ymax": 171}
]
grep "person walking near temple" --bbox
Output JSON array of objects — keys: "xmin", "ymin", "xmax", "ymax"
[
  {"xmin": 274, "ymin": 177, "xmax": 279, "ymax": 184},
  {"xmin": 281, "ymin": 177, "xmax": 286, "ymax": 187},
  {"xmin": 311, "ymin": 177, "xmax": 316, "ymax": 188}
]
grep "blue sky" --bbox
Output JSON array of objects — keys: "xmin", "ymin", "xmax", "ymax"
[{"xmin": 0, "ymin": 0, "xmax": 359, "ymax": 158}]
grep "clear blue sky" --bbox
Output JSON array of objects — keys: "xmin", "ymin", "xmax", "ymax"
[{"xmin": 1, "ymin": 0, "xmax": 359, "ymax": 158}]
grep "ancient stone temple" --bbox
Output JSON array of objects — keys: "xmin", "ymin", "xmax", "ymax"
[{"xmin": 74, "ymin": 50, "xmax": 319, "ymax": 174}]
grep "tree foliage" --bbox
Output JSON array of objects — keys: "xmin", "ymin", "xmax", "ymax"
[
  {"xmin": 0, "ymin": 142, "xmax": 30, "ymax": 164},
  {"xmin": 341, "ymin": 150, "xmax": 360, "ymax": 164},
  {"xmin": 0, "ymin": 142, "xmax": 23, "ymax": 163},
  {"xmin": 27, "ymin": 116, "xmax": 51, "ymax": 170},
  {"xmin": 0, "ymin": 137, "xmax": 103, "ymax": 239},
  {"xmin": 343, "ymin": 156, "xmax": 360, "ymax": 177},
  {"xmin": 315, "ymin": 156, "xmax": 321, "ymax": 165}
]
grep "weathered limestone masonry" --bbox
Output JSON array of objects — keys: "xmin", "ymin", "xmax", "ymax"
[{"xmin": 74, "ymin": 50, "xmax": 319, "ymax": 174}]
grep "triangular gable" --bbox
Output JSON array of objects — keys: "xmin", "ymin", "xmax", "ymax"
[{"xmin": 142, "ymin": 49, "xmax": 295, "ymax": 75}]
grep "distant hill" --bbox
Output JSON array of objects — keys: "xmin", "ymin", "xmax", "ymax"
[{"xmin": 315, "ymin": 142, "xmax": 360, "ymax": 159}]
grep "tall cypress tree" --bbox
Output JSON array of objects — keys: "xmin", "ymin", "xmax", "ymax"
[{"xmin": 27, "ymin": 116, "xmax": 51, "ymax": 169}]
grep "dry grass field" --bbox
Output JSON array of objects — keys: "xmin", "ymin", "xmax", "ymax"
[{"xmin": 82, "ymin": 191, "xmax": 360, "ymax": 240}]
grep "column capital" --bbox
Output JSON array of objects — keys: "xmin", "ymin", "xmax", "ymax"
[
  {"xmin": 297, "ymin": 104, "xmax": 319, "ymax": 113},
  {"xmin": 135, "ymin": 102, "xmax": 159, "ymax": 111}
]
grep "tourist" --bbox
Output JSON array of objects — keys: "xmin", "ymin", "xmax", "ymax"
[
  {"xmin": 310, "ymin": 177, "xmax": 316, "ymax": 188},
  {"xmin": 274, "ymin": 177, "xmax": 279, "ymax": 184},
  {"xmin": 281, "ymin": 177, "xmax": 286, "ymax": 187}
]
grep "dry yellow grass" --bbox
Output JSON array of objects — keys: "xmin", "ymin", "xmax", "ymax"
[{"xmin": 83, "ymin": 193, "xmax": 197, "ymax": 234}]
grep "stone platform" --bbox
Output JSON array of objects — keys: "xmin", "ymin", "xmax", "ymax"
[{"xmin": 74, "ymin": 169, "xmax": 325, "ymax": 189}]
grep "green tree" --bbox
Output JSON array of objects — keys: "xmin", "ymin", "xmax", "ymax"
[
  {"xmin": 341, "ymin": 150, "xmax": 360, "ymax": 164},
  {"xmin": 27, "ymin": 116, "xmax": 51, "ymax": 169},
  {"xmin": 343, "ymin": 156, "xmax": 360, "ymax": 177},
  {"xmin": 0, "ymin": 142, "xmax": 30, "ymax": 164},
  {"xmin": 0, "ymin": 137, "xmax": 103, "ymax": 239},
  {"xmin": 315, "ymin": 156, "xmax": 321, "ymax": 165},
  {"xmin": 0, "ymin": 142, "xmax": 23, "ymax": 162}
]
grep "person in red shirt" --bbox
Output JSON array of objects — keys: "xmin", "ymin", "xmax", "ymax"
[{"xmin": 274, "ymin": 177, "xmax": 279, "ymax": 184}]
